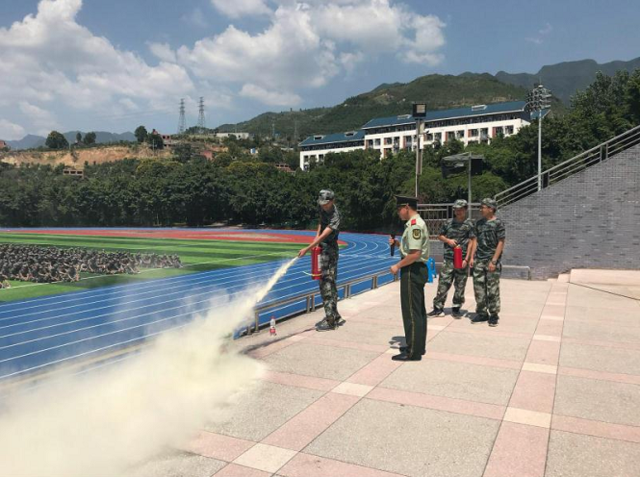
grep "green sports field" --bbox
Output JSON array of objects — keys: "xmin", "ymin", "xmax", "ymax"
[{"xmin": 0, "ymin": 232, "xmax": 302, "ymax": 302}]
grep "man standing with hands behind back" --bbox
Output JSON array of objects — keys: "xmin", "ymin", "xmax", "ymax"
[{"xmin": 389, "ymin": 195, "xmax": 430, "ymax": 361}]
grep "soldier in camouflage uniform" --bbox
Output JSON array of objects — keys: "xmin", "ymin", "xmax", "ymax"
[
  {"xmin": 470, "ymin": 198, "xmax": 506, "ymax": 327},
  {"xmin": 429, "ymin": 199, "xmax": 475, "ymax": 318},
  {"xmin": 389, "ymin": 195, "xmax": 430, "ymax": 361},
  {"xmin": 299, "ymin": 190, "xmax": 343, "ymax": 331}
]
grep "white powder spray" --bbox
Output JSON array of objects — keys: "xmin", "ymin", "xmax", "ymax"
[{"xmin": 0, "ymin": 258, "xmax": 297, "ymax": 477}]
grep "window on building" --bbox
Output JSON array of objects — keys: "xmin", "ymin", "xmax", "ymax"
[
  {"xmin": 469, "ymin": 129, "xmax": 478, "ymax": 137},
  {"xmin": 374, "ymin": 138, "xmax": 381, "ymax": 146},
  {"xmin": 456, "ymin": 130, "xmax": 464, "ymax": 138},
  {"xmin": 506, "ymin": 126, "xmax": 514, "ymax": 135}
]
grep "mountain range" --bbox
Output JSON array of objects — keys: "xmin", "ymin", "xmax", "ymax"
[
  {"xmin": 6, "ymin": 131, "xmax": 136, "ymax": 151},
  {"xmin": 219, "ymin": 56, "xmax": 640, "ymax": 139}
]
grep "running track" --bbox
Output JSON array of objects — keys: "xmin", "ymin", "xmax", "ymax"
[{"xmin": 0, "ymin": 230, "xmax": 398, "ymax": 385}]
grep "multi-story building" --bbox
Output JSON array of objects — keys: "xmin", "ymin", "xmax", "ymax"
[
  {"xmin": 300, "ymin": 100, "xmax": 544, "ymax": 168},
  {"xmin": 299, "ymin": 131, "xmax": 365, "ymax": 170}
]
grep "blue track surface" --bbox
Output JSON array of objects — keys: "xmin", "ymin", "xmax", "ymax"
[{"xmin": 0, "ymin": 230, "xmax": 397, "ymax": 384}]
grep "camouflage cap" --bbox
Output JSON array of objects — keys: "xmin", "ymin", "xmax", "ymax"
[
  {"xmin": 453, "ymin": 199, "xmax": 468, "ymax": 209},
  {"xmin": 318, "ymin": 189, "xmax": 335, "ymax": 205},
  {"xmin": 481, "ymin": 198, "xmax": 498, "ymax": 210}
]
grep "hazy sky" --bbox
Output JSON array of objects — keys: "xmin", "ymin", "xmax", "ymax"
[{"xmin": 1, "ymin": 0, "xmax": 638, "ymax": 138}]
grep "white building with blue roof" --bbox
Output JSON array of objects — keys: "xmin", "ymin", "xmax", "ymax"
[{"xmin": 300, "ymin": 100, "xmax": 545, "ymax": 169}]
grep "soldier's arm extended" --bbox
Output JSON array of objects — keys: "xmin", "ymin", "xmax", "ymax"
[
  {"xmin": 298, "ymin": 226, "xmax": 335, "ymax": 257},
  {"xmin": 438, "ymin": 234, "xmax": 456, "ymax": 248}
]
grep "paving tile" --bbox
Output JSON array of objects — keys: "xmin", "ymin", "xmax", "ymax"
[
  {"xmin": 563, "ymin": 320, "xmax": 640, "ymax": 345},
  {"xmin": 213, "ymin": 463, "xmax": 273, "ymax": 477},
  {"xmin": 483, "ymin": 422, "xmax": 548, "ymax": 477},
  {"xmin": 346, "ymin": 354, "xmax": 403, "ymax": 386},
  {"xmin": 278, "ymin": 453, "xmax": 405, "ymax": 477},
  {"xmin": 380, "ymin": 358, "xmax": 519, "ymax": 406},
  {"xmin": 522, "ymin": 363, "xmax": 557, "ymax": 374},
  {"xmin": 124, "ymin": 450, "xmax": 226, "ymax": 477},
  {"xmin": 185, "ymin": 431, "xmax": 255, "ymax": 462},
  {"xmin": 427, "ymin": 351, "xmax": 522, "ymax": 370},
  {"xmin": 262, "ymin": 392, "xmax": 359, "ymax": 451},
  {"xmin": 261, "ymin": 370, "xmax": 340, "ymax": 392},
  {"xmin": 233, "ymin": 444, "xmax": 297, "ymax": 474},
  {"xmin": 367, "ymin": 387, "xmax": 505, "ymax": 420},
  {"xmin": 558, "ymin": 366, "xmax": 640, "ymax": 386},
  {"xmin": 532, "ymin": 334, "xmax": 561, "ymax": 342},
  {"xmin": 554, "ymin": 375, "xmax": 640, "ymax": 427},
  {"xmin": 535, "ymin": 319, "xmax": 564, "ymax": 337},
  {"xmin": 427, "ymin": 330, "xmax": 531, "ymax": 361},
  {"xmin": 204, "ymin": 381, "xmax": 324, "ymax": 441},
  {"xmin": 305, "ymin": 399, "xmax": 500, "ymax": 477},
  {"xmin": 559, "ymin": 341, "xmax": 640, "ymax": 376},
  {"xmin": 304, "ymin": 335, "xmax": 388, "ymax": 353},
  {"xmin": 552, "ymin": 415, "xmax": 640, "ymax": 444},
  {"xmin": 546, "ymin": 430, "xmax": 640, "ymax": 477},
  {"xmin": 503, "ymin": 407, "xmax": 551, "ymax": 428},
  {"xmin": 331, "ymin": 382, "xmax": 373, "ymax": 397},
  {"xmin": 564, "ymin": 305, "xmax": 640, "ymax": 327},
  {"xmin": 249, "ymin": 337, "xmax": 300, "ymax": 359},
  {"xmin": 508, "ymin": 371, "xmax": 556, "ymax": 413},
  {"xmin": 263, "ymin": 342, "xmax": 380, "ymax": 381},
  {"xmin": 525, "ymin": 340, "xmax": 561, "ymax": 366}
]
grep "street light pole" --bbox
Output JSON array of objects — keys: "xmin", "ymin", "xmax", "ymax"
[
  {"xmin": 526, "ymin": 84, "xmax": 552, "ymax": 192},
  {"xmin": 412, "ymin": 102, "xmax": 427, "ymax": 198}
]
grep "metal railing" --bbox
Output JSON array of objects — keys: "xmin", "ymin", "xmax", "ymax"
[
  {"xmin": 248, "ymin": 269, "xmax": 397, "ymax": 334},
  {"xmin": 495, "ymin": 124, "xmax": 640, "ymax": 208},
  {"xmin": 417, "ymin": 203, "xmax": 482, "ymax": 237}
]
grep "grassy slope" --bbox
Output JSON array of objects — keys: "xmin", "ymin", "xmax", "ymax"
[
  {"xmin": 218, "ymin": 73, "xmax": 530, "ymax": 139},
  {"xmin": 0, "ymin": 233, "xmax": 302, "ymax": 302}
]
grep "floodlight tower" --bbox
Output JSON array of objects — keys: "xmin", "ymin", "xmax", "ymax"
[
  {"xmin": 177, "ymin": 98, "xmax": 186, "ymax": 134},
  {"xmin": 526, "ymin": 85, "xmax": 552, "ymax": 191}
]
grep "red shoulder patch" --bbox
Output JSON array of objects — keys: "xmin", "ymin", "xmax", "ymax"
[{"xmin": 411, "ymin": 219, "xmax": 417, "ymax": 225}]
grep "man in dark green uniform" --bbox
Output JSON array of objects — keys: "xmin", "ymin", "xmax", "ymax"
[
  {"xmin": 299, "ymin": 189, "xmax": 344, "ymax": 332},
  {"xmin": 429, "ymin": 199, "xmax": 475, "ymax": 318},
  {"xmin": 389, "ymin": 195, "xmax": 430, "ymax": 361},
  {"xmin": 470, "ymin": 198, "xmax": 506, "ymax": 327}
]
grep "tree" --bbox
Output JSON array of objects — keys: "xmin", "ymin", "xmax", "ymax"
[
  {"xmin": 84, "ymin": 132, "xmax": 97, "ymax": 145},
  {"xmin": 147, "ymin": 130, "xmax": 164, "ymax": 150},
  {"xmin": 75, "ymin": 132, "xmax": 82, "ymax": 144},
  {"xmin": 135, "ymin": 125, "xmax": 148, "ymax": 143},
  {"xmin": 45, "ymin": 131, "xmax": 69, "ymax": 149}
]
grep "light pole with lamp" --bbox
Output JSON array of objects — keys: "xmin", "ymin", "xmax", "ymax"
[
  {"xmin": 442, "ymin": 152, "xmax": 485, "ymax": 215},
  {"xmin": 412, "ymin": 102, "xmax": 427, "ymax": 197},
  {"xmin": 526, "ymin": 84, "xmax": 552, "ymax": 191}
]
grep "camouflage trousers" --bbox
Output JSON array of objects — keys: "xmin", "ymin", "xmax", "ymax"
[
  {"xmin": 319, "ymin": 245, "xmax": 341, "ymax": 324},
  {"xmin": 472, "ymin": 261, "xmax": 502, "ymax": 316},
  {"xmin": 433, "ymin": 260, "xmax": 469, "ymax": 310}
]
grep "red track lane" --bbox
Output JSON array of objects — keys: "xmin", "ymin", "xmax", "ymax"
[{"xmin": 4, "ymin": 229, "xmax": 347, "ymax": 245}]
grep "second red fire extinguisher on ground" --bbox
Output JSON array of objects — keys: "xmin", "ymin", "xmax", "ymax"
[
  {"xmin": 311, "ymin": 246, "xmax": 322, "ymax": 280},
  {"xmin": 453, "ymin": 245, "xmax": 463, "ymax": 269}
]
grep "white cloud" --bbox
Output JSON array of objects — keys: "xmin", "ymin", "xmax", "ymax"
[
  {"xmin": 0, "ymin": 0, "xmax": 447, "ymax": 135},
  {"xmin": 178, "ymin": 6, "xmax": 340, "ymax": 91},
  {"xmin": 239, "ymin": 84, "xmax": 302, "ymax": 106},
  {"xmin": 148, "ymin": 42, "xmax": 177, "ymax": 63},
  {"xmin": 210, "ymin": 0, "xmax": 272, "ymax": 18},
  {"xmin": 0, "ymin": 119, "xmax": 26, "ymax": 141},
  {"xmin": 526, "ymin": 22, "xmax": 552, "ymax": 45},
  {"xmin": 0, "ymin": 0, "xmax": 195, "ymax": 133},
  {"xmin": 182, "ymin": 7, "xmax": 208, "ymax": 28}
]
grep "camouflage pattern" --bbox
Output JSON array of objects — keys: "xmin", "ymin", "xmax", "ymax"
[
  {"xmin": 481, "ymin": 197, "xmax": 498, "ymax": 210},
  {"xmin": 433, "ymin": 260, "xmax": 469, "ymax": 309},
  {"xmin": 319, "ymin": 244, "xmax": 341, "ymax": 324},
  {"xmin": 474, "ymin": 218, "xmax": 506, "ymax": 262},
  {"xmin": 318, "ymin": 189, "xmax": 335, "ymax": 205},
  {"xmin": 472, "ymin": 261, "xmax": 502, "ymax": 315},
  {"xmin": 439, "ymin": 217, "xmax": 475, "ymax": 261},
  {"xmin": 453, "ymin": 199, "xmax": 468, "ymax": 209}
]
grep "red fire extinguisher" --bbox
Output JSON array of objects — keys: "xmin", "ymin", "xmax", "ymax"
[
  {"xmin": 453, "ymin": 245, "xmax": 463, "ymax": 269},
  {"xmin": 311, "ymin": 246, "xmax": 322, "ymax": 280}
]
